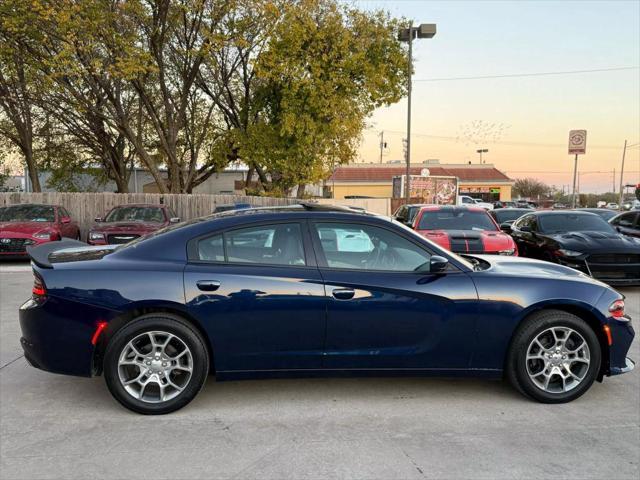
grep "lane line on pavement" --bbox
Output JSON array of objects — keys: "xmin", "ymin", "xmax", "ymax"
[
  {"xmin": 0, "ymin": 265, "xmax": 32, "ymax": 273},
  {"xmin": 0, "ymin": 355, "xmax": 24, "ymax": 371}
]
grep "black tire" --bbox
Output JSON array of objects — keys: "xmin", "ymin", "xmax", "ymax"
[
  {"xmin": 104, "ymin": 313, "xmax": 209, "ymax": 414},
  {"xmin": 506, "ymin": 309, "xmax": 601, "ymax": 403}
]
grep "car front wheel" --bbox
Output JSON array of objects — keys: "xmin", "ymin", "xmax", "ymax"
[
  {"xmin": 507, "ymin": 310, "xmax": 601, "ymax": 403},
  {"xmin": 103, "ymin": 314, "xmax": 209, "ymax": 414}
]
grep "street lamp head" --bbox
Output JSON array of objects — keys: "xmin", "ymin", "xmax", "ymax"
[
  {"xmin": 398, "ymin": 24, "xmax": 437, "ymax": 42},
  {"xmin": 417, "ymin": 23, "xmax": 437, "ymax": 39}
]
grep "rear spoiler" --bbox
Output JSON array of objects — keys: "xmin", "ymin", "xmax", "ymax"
[{"xmin": 27, "ymin": 238, "xmax": 87, "ymax": 269}]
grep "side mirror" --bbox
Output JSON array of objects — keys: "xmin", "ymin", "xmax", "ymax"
[
  {"xmin": 500, "ymin": 222, "xmax": 512, "ymax": 233},
  {"xmin": 430, "ymin": 255, "xmax": 449, "ymax": 274},
  {"xmin": 169, "ymin": 217, "xmax": 181, "ymax": 224},
  {"xmin": 520, "ymin": 225, "xmax": 532, "ymax": 233},
  {"xmin": 61, "ymin": 216, "xmax": 71, "ymax": 224},
  {"xmin": 94, "ymin": 217, "xmax": 102, "ymax": 223}
]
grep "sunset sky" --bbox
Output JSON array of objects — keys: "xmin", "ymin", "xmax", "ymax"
[{"xmin": 354, "ymin": 0, "xmax": 640, "ymax": 193}]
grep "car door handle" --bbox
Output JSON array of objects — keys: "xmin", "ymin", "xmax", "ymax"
[
  {"xmin": 196, "ymin": 280, "xmax": 221, "ymax": 292},
  {"xmin": 332, "ymin": 288, "xmax": 355, "ymax": 300}
]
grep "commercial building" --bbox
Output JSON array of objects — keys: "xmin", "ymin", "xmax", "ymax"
[{"xmin": 326, "ymin": 162, "xmax": 514, "ymax": 201}]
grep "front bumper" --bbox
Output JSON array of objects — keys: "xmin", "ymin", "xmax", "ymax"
[
  {"xmin": 607, "ymin": 319, "xmax": 636, "ymax": 376},
  {"xmin": 556, "ymin": 257, "xmax": 640, "ymax": 286},
  {"xmin": 611, "ymin": 357, "xmax": 635, "ymax": 375}
]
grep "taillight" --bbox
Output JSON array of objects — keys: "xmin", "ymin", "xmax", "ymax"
[
  {"xmin": 32, "ymin": 273, "xmax": 46, "ymax": 298},
  {"xmin": 609, "ymin": 299, "xmax": 625, "ymax": 319}
]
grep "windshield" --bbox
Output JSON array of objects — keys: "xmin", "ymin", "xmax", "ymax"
[
  {"xmin": 0, "ymin": 205, "xmax": 55, "ymax": 222},
  {"xmin": 539, "ymin": 213, "xmax": 614, "ymax": 233},
  {"xmin": 105, "ymin": 206, "xmax": 165, "ymax": 223},
  {"xmin": 418, "ymin": 210, "xmax": 498, "ymax": 231},
  {"xmin": 493, "ymin": 209, "xmax": 529, "ymax": 223}
]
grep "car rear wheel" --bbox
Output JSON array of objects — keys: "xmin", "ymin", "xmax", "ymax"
[
  {"xmin": 507, "ymin": 310, "xmax": 601, "ymax": 403},
  {"xmin": 104, "ymin": 314, "xmax": 209, "ymax": 414}
]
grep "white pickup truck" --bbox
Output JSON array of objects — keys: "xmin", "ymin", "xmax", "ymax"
[{"xmin": 458, "ymin": 195, "xmax": 494, "ymax": 210}]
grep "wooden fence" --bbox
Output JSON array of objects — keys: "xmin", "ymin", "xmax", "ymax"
[
  {"xmin": 0, "ymin": 192, "xmax": 298, "ymax": 236},
  {"xmin": 0, "ymin": 192, "xmax": 392, "ymax": 236}
]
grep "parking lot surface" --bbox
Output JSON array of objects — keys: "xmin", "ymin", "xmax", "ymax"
[{"xmin": 1, "ymin": 262, "xmax": 638, "ymax": 480}]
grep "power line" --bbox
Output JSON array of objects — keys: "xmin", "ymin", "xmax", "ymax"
[
  {"xmin": 365, "ymin": 128, "xmax": 638, "ymax": 150},
  {"xmin": 413, "ymin": 66, "xmax": 639, "ymax": 82}
]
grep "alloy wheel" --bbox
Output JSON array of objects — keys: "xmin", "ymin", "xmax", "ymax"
[
  {"xmin": 117, "ymin": 330, "xmax": 193, "ymax": 403},
  {"xmin": 525, "ymin": 326, "xmax": 591, "ymax": 394}
]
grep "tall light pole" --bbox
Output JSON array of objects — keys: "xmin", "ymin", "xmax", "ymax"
[
  {"xmin": 618, "ymin": 140, "xmax": 628, "ymax": 208},
  {"xmin": 398, "ymin": 23, "xmax": 436, "ymax": 203},
  {"xmin": 476, "ymin": 148, "xmax": 488, "ymax": 164}
]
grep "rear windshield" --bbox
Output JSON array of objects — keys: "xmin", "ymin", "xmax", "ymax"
[
  {"xmin": 539, "ymin": 214, "xmax": 614, "ymax": 233},
  {"xmin": 418, "ymin": 210, "xmax": 497, "ymax": 231},
  {"xmin": 105, "ymin": 206, "xmax": 165, "ymax": 223},
  {"xmin": 0, "ymin": 205, "xmax": 55, "ymax": 222},
  {"xmin": 492, "ymin": 209, "xmax": 530, "ymax": 223},
  {"xmin": 579, "ymin": 209, "xmax": 617, "ymax": 221}
]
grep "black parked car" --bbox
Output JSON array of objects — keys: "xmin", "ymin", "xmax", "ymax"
[
  {"xmin": 610, "ymin": 211, "xmax": 640, "ymax": 238},
  {"xmin": 510, "ymin": 211, "xmax": 640, "ymax": 286},
  {"xmin": 392, "ymin": 203, "xmax": 426, "ymax": 227},
  {"xmin": 577, "ymin": 208, "xmax": 618, "ymax": 222},
  {"xmin": 489, "ymin": 208, "xmax": 531, "ymax": 231}
]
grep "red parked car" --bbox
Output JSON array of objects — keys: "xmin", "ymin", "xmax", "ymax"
[
  {"xmin": 87, "ymin": 203, "xmax": 180, "ymax": 245},
  {"xmin": 0, "ymin": 203, "xmax": 80, "ymax": 258},
  {"xmin": 413, "ymin": 205, "xmax": 518, "ymax": 255}
]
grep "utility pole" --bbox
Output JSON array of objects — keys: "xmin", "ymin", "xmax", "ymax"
[
  {"xmin": 571, "ymin": 154, "xmax": 579, "ymax": 208},
  {"xmin": 618, "ymin": 140, "xmax": 627, "ymax": 208},
  {"xmin": 398, "ymin": 22, "xmax": 436, "ymax": 204},
  {"xmin": 405, "ymin": 24, "xmax": 413, "ymax": 203},
  {"xmin": 476, "ymin": 149, "xmax": 488, "ymax": 164},
  {"xmin": 612, "ymin": 168, "xmax": 615, "ymax": 193},
  {"xmin": 379, "ymin": 131, "xmax": 385, "ymax": 163}
]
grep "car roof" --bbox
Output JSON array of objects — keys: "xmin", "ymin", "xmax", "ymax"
[
  {"xmin": 110, "ymin": 203, "xmax": 167, "ymax": 208},
  {"xmin": 417, "ymin": 204, "xmax": 486, "ymax": 213},
  {"xmin": 0, "ymin": 203, "xmax": 59, "ymax": 208},
  {"xmin": 531, "ymin": 210, "xmax": 600, "ymax": 217},
  {"xmin": 492, "ymin": 208, "xmax": 531, "ymax": 213}
]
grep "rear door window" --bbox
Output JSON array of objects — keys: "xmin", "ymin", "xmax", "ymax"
[{"xmin": 196, "ymin": 223, "xmax": 306, "ymax": 266}]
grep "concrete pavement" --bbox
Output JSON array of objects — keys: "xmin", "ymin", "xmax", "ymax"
[{"xmin": 1, "ymin": 266, "xmax": 638, "ymax": 479}]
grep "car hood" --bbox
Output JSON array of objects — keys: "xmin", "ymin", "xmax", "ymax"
[
  {"xmin": 418, "ymin": 229, "xmax": 514, "ymax": 252},
  {"xmin": 546, "ymin": 230, "xmax": 640, "ymax": 253},
  {"xmin": 90, "ymin": 222, "xmax": 164, "ymax": 234},
  {"xmin": 468, "ymin": 254, "xmax": 600, "ymax": 284},
  {"xmin": 0, "ymin": 221, "xmax": 55, "ymax": 236}
]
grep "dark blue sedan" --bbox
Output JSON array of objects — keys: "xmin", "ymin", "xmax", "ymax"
[{"xmin": 19, "ymin": 204, "xmax": 635, "ymax": 414}]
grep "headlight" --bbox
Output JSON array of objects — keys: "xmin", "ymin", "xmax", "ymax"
[
  {"xmin": 89, "ymin": 232, "xmax": 105, "ymax": 241},
  {"xmin": 33, "ymin": 232, "xmax": 52, "ymax": 240},
  {"xmin": 557, "ymin": 249, "xmax": 583, "ymax": 257},
  {"xmin": 498, "ymin": 249, "xmax": 515, "ymax": 255}
]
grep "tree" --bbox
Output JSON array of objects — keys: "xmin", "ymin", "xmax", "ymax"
[
  {"xmin": 2, "ymin": 0, "xmax": 409, "ymax": 196},
  {"xmin": 206, "ymin": 0, "xmax": 408, "ymax": 195},
  {"xmin": 0, "ymin": 5, "xmax": 42, "ymax": 191},
  {"xmin": 512, "ymin": 178, "xmax": 552, "ymax": 200}
]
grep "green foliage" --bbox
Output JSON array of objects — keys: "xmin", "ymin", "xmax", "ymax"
[
  {"xmin": 0, "ymin": 0, "xmax": 409, "ymax": 195},
  {"xmin": 513, "ymin": 178, "xmax": 553, "ymax": 200},
  {"xmin": 242, "ymin": 0, "xmax": 407, "ymax": 193}
]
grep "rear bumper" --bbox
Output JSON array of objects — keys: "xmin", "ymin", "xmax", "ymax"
[{"xmin": 19, "ymin": 297, "xmax": 102, "ymax": 377}]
